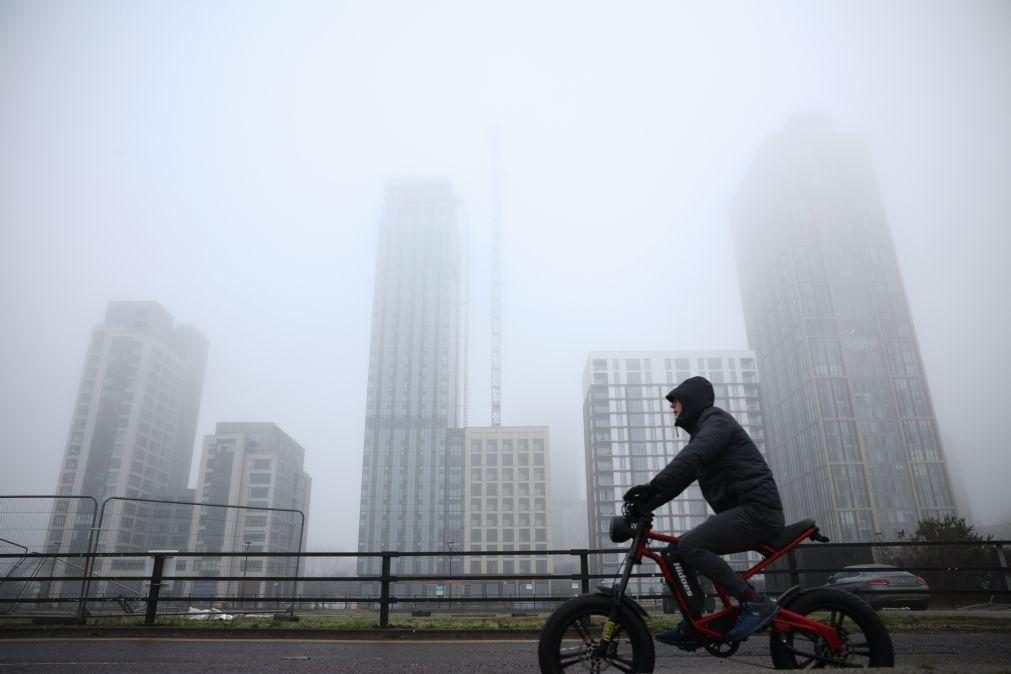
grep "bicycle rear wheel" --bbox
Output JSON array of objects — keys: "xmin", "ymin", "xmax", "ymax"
[{"xmin": 770, "ymin": 587, "xmax": 894, "ymax": 669}]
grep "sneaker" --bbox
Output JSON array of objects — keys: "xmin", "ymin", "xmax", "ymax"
[
  {"xmin": 655, "ymin": 621, "xmax": 703, "ymax": 650},
  {"xmin": 725, "ymin": 595, "xmax": 779, "ymax": 642}
]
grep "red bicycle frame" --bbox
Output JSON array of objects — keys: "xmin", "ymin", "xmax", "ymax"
[{"xmin": 632, "ymin": 524, "xmax": 844, "ymax": 652}]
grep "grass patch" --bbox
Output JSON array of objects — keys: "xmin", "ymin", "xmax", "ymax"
[
  {"xmin": 875, "ymin": 613, "xmax": 1011, "ymax": 634},
  {"xmin": 2, "ymin": 610, "xmax": 1009, "ymax": 633},
  {"xmin": 0, "ymin": 612, "xmax": 550, "ymax": 631}
]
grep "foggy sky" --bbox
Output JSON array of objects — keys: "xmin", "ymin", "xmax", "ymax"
[{"xmin": 1, "ymin": 1, "xmax": 1009, "ymax": 549}]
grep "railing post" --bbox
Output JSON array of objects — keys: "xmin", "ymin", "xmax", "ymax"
[
  {"xmin": 579, "ymin": 550, "xmax": 590, "ymax": 595},
  {"xmin": 787, "ymin": 548, "xmax": 800, "ymax": 587},
  {"xmin": 379, "ymin": 553, "xmax": 392, "ymax": 628},
  {"xmin": 144, "ymin": 554, "xmax": 166, "ymax": 625},
  {"xmin": 77, "ymin": 527, "xmax": 98, "ymax": 623}
]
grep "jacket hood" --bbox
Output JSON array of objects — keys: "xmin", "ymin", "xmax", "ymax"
[{"xmin": 665, "ymin": 376, "xmax": 715, "ymax": 433}]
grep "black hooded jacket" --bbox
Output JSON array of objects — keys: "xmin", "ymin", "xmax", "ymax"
[{"xmin": 646, "ymin": 376, "xmax": 783, "ymax": 514}]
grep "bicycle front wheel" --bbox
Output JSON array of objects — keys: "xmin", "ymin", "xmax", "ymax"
[{"xmin": 538, "ymin": 594, "xmax": 655, "ymax": 673}]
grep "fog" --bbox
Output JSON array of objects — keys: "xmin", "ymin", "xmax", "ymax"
[{"xmin": 1, "ymin": 1, "xmax": 1009, "ymax": 548}]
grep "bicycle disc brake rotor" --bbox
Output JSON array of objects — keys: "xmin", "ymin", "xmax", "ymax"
[
  {"xmin": 823, "ymin": 623, "xmax": 853, "ymax": 664},
  {"xmin": 575, "ymin": 634, "xmax": 622, "ymax": 672}
]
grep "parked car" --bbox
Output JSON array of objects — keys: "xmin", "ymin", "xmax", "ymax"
[{"xmin": 826, "ymin": 564, "xmax": 929, "ymax": 610}]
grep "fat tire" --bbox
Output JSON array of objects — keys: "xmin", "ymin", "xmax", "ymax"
[
  {"xmin": 770, "ymin": 587, "xmax": 894, "ymax": 669},
  {"xmin": 538, "ymin": 594, "xmax": 655, "ymax": 673}
]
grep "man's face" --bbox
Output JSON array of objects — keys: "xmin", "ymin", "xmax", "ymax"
[{"xmin": 670, "ymin": 399, "xmax": 682, "ymax": 417}]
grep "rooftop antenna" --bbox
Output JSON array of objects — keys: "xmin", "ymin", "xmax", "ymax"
[{"xmin": 491, "ymin": 128, "xmax": 503, "ymax": 427}]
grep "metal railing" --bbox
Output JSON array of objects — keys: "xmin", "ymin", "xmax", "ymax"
[
  {"xmin": 1, "ymin": 539, "xmax": 1008, "ymax": 626},
  {"xmin": 0, "ymin": 495, "xmax": 306, "ymax": 622}
]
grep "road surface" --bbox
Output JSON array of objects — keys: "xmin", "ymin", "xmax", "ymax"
[{"xmin": 0, "ymin": 633, "xmax": 1008, "ymax": 672}]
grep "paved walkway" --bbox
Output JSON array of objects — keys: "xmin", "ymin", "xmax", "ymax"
[{"xmin": 0, "ymin": 633, "xmax": 1009, "ymax": 672}]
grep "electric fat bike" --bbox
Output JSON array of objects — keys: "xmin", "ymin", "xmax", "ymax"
[{"xmin": 538, "ymin": 503, "xmax": 894, "ymax": 672}]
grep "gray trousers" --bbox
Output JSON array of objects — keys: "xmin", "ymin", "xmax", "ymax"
[{"xmin": 676, "ymin": 505, "xmax": 785, "ymax": 598}]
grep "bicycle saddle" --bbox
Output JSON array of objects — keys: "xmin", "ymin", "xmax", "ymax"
[{"xmin": 757, "ymin": 518, "xmax": 818, "ymax": 551}]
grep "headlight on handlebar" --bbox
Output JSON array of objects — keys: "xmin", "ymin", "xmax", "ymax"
[{"xmin": 609, "ymin": 515, "xmax": 635, "ymax": 543}]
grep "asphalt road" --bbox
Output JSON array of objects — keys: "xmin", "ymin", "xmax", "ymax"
[{"xmin": 0, "ymin": 634, "xmax": 1008, "ymax": 673}]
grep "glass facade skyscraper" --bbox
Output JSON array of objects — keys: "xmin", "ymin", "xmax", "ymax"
[
  {"xmin": 732, "ymin": 117, "xmax": 956, "ymax": 542},
  {"xmin": 357, "ymin": 180, "xmax": 467, "ymax": 577}
]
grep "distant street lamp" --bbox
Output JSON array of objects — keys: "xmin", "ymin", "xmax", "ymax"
[
  {"xmin": 446, "ymin": 541, "xmax": 457, "ymax": 606},
  {"xmin": 242, "ymin": 541, "xmax": 252, "ymax": 608}
]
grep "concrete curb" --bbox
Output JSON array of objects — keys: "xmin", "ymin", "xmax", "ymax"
[{"xmin": 0, "ymin": 627, "xmax": 545, "ymax": 641}]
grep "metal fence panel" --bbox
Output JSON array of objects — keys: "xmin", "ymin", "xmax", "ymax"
[
  {"xmin": 0, "ymin": 495, "xmax": 98, "ymax": 615},
  {"xmin": 89, "ymin": 497, "xmax": 305, "ymax": 614}
]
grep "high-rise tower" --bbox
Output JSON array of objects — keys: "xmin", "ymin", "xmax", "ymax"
[
  {"xmin": 732, "ymin": 117, "xmax": 957, "ymax": 541},
  {"xmin": 48, "ymin": 301, "xmax": 207, "ymax": 553},
  {"xmin": 189, "ymin": 422, "xmax": 311, "ymax": 600},
  {"xmin": 357, "ymin": 180, "xmax": 467, "ymax": 576}
]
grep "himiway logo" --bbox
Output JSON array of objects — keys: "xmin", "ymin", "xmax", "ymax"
[{"xmin": 673, "ymin": 562, "xmax": 694, "ymax": 597}]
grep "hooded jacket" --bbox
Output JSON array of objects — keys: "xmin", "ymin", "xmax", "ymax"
[{"xmin": 646, "ymin": 376, "xmax": 783, "ymax": 514}]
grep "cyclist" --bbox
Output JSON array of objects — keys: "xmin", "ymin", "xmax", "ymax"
[{"xmin": 623, "ymin": 375, "xmax": 785, "ymax": 648}]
